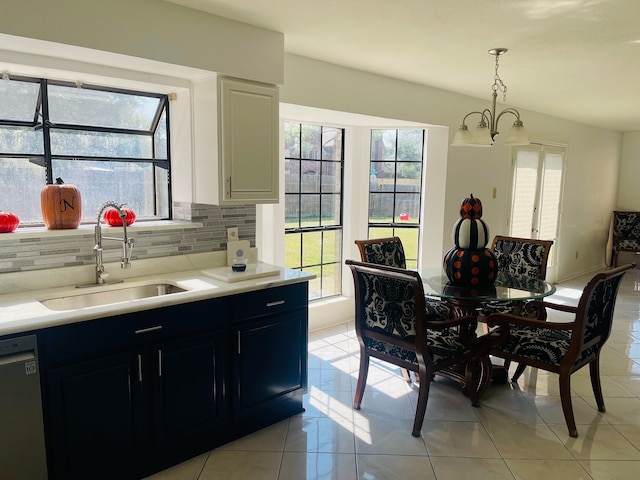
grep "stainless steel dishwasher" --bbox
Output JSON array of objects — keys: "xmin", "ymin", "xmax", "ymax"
[{"xmin": 0, "ymin": 334, "xmax": 48, "ymax": 479}]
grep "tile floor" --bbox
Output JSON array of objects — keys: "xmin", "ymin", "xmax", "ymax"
[{"xmin": 147, "ymin": 267, "xmax": 640, "ymax": 479}]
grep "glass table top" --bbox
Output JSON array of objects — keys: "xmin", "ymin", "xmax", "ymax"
[{"xmin": 418, "ymin": 268, "xmax": 556, "ymax": 302}]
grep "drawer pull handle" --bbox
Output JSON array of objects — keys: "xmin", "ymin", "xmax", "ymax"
[
  {"xmin": 137, "ymin": 354, "xmax": 143, "ymax": 383},
  {"xmin": 158, "ymin": 349, "xmax": 163, "ymax": 377},
  {"xmin": 134, "ymin": 326, "xmax": 163, "ymax": 334},
  {"xmin": 266, "ymin": 300, "xmax": 285, "ymax": 307}
]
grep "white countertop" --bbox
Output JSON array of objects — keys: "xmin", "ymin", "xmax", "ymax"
[{"xmin": 0, "ymin": 253, "xmax": 314, "ymax": 337}]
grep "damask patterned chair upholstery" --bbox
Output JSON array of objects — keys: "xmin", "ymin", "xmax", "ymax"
[
  {"xmin": 355, "ymin": 237, "xmax": 451, "ymax": 382},
  {"xmin": 487, "ymin": 264, "xmax": 634, "ymax": 437},
  {"xmin": 477, "ymin": 236, "xmax": 554, "ymax": 380},
  {"xmin": 346, "ymin": 260, "xmax": 494, "ymax": 437},
  {"xmin": 355, "ymin": 237, "xmax": 452, "ymax": 320},
  {"xmin": 611, "ymin": 211, "xmax": 640, "ymax": 267},
  {"xmin": 480, "ymin": 235, "xmax": 554, "ymax": 317}
]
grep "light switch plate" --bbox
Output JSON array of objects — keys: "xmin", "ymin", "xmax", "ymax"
[{"xmin": 227, "ymin": 227, "xmax": 238, "ymax": 242}]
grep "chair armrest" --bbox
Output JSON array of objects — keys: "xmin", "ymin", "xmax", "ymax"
[
  {"xmin": 425, "ymin": 315, "xmax": 479, "ymax": 345},
  {"xmin": 538, "ymin": 301, "xmax": 577, "ymax": 314},
  {"xmin": 487, "ymin": 312, "xmax": 575, "ymax": 331},
  {"xmin": 425, "ymin": 315, "xmax": 477, "ymax": 330},
  {"xmin": 521, "ymin": 299, "xmax": 577, "ymax": 319}
]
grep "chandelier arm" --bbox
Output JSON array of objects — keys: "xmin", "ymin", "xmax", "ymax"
[
  {"xmin": 495, "ymin": 108, "xmax": 522, "ymax": 125},
  {"xmin": 461, "ymin": 110, "xmax": 491, "ymax": 126}
]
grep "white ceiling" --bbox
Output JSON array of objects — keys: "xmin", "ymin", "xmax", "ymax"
[{"xmin": 164, "ymin": 0, "xmax": 640, "ymax": 132}]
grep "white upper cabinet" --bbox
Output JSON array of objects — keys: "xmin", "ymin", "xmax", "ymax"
[
  {"xmin": 191, "ymin": 76, "xmax": 279, "ymax": 205},
  {"xmin": 219, "ymin": 76, "xmax": 279, "ymax": 204}
]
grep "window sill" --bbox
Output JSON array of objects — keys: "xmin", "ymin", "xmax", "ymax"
[{"xmin": 0, "ymin": 221, "xmax": 204, "ymax": 241}]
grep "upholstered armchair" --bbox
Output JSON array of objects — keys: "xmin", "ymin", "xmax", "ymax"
[
  {"xmin": 480, "ymin": 235, "xmax": 554, "ymax": 317},
  {"xmin": 487, "ymin": 264, "xmax": 634, "ymax": 437},
  {"xmin": 354, "ymin": 236, "xmax": 407, "ymax": 270},
  {"xmin": 477, "ymin": 235, "xmax": 554, "ymax": 380},
  {"xmin": 354, "ymin": 237, "xmax": 451, "ymax": 382},
  {"xmin": 346, "ymin": 260, "xmax": 495, "ymax": 437}
]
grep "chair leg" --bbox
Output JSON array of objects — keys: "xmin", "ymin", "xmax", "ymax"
[
  {"xmin": 503, "ymin": 359, "xmax": 512, "ymax": 373},
  {"xmin": 559, "ymin": 371, "xmax": 578, "ymax": 437},
  {"xmin": 400, "ymin": 367, "xmax": 412, "ymax": 383},
  {"xmin": 412, "ymin": 368, "xmax": 431, "ymax": 437},
  {"xmin": 589, "ymin": 357, "xmax": 606, "ymax": 412},
  {"xmin": 511, "ymin": 363, "xmax": 528, "ymax": 383},
  {"xmin": 353, "ymin": 352, "xmax": 370, "ymax": 410}
]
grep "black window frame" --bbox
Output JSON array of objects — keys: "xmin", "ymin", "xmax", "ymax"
[
  {"xmin": 368, "ymin": 128, "xmax": 425, "ymax": 268},
  {"xmin": 284, "ymin": 121, "xmax": 345, "ymax": 300},
  {"xmin": 0, "ymin": 74, "xmax": 172, "ymax": 224}
]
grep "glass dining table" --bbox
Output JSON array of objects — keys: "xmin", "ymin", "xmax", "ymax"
[
  {"xmin": 418, "ymin": 267, "xmax": 556, "ymax": 318},
  {"xmin": 416, "ymin": 267, "xmax": 556, "ymax": 387}
]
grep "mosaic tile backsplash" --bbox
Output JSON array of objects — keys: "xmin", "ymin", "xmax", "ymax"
[{"xmin": 0, "ymin": 202, "xmax": 256, "ymax": 274}]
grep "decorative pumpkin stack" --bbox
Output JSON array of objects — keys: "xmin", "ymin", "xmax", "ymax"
[{"xmin": 443, "ymin": 194, "xmax": 497, "ymax": 287}]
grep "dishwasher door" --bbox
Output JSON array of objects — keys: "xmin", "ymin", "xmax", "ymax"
[{"xmin": 0, "ymin": 334, "xmax": 48, "ymax": 480}]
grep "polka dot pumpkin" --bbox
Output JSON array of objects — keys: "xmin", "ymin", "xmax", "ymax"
[
  {"xmin": 443, "ymin": 194, "xmax": 497, "ymax": 287},
  {"xmin": 443, "ymin": 247, "xmax": 497, "ymax": 287}
]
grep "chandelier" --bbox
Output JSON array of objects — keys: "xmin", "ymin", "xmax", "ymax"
[{"xmin": 451, "ymin": 48, "xmax": 529, "ymax": 147}]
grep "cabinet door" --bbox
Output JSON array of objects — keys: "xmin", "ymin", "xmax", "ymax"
[
  {"xmin": 46, "ymin": 351, "xmax": 145, "ymax": 480},
  {"xmin": 152, "ymin": 331, "xmax": 227, "ymax": 450},
  {"xmin": 218, "ymin": 76, "xmax": 279, "ymax": 204},
  {"xmin": 233, "ymin": 310, "xmax": 307, "ymax": 417}
]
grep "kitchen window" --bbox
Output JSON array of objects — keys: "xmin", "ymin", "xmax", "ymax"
[
  {"xmin": 0, "ymin": 75, "xmax": 171, "ymax": 225},
  {"xmin": 284, "ymin": 121, "xmax": 344, "ymax": 300},
  {"xmin": 368, "ymin": 129, "xmax": 424, "ymax": 269}
]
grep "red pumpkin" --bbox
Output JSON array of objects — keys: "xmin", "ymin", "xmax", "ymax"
[
  {"xmin": 0, "ymin": 211, "xmax": 20, "ymax": 233},
  {"xmin": 103, "ymin": 207, "xmax": 136, "ymax": 226},
  {"xmin": 41, "ymin": 177, "xmax": 82, "ymax": 229},
  {"xmin": 459, "ymin": 193, "xmax": 483, "ymax": 219}
]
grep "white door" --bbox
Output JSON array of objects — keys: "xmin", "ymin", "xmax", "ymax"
[{"xmin": 508, "ymin": 144, "xmax": 565, "ymax": 283}]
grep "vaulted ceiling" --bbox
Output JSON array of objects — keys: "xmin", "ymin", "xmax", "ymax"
[{"xmin": 165, "ymin": 0, "xmax": 640, "ymax": 132}]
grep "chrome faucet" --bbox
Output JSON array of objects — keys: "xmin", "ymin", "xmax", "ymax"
[{"xmin": 94, "ymin": 201, "xmax": 135, "ymax": 285}]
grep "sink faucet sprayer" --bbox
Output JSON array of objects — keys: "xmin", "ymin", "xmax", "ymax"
[{"xmin": 94, "ymin": 201, "xmax": 135, "ymax": 285}]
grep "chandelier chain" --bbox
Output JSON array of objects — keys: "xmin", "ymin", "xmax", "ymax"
[{"xmin": 492, "ymin": 54, "xmax": 508, "ymax": 101}]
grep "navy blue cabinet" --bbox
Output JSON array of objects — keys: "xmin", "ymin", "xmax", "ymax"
[
  {"xmin": 39, "ymin": 283, "xmax": 309, "ymax": 480},
  {"xmin": 42, "ymin": 298, "xmax": 228, "ymax": 480},
  {"xmin": 231, "ymin": 282, "xmax": 308, "ymax": 432},
  {"xmin": 46, "ymin": 350, "xmax": 145, "ymax": 480},
  {"xmin": 152, "ymin": 331, "xmax": 228, "ymax": 451}
]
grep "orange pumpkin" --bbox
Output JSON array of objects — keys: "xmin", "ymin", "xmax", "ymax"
[{"xmin": 41, "ymin": 177, "xmax": 82, "ymax": 229}]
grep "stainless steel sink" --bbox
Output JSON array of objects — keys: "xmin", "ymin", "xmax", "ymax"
[{"xmin": 40, "ymin": 283, "xmax": 187, "ymax": 311}]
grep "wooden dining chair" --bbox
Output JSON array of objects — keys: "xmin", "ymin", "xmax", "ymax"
[
  {"xmin": 487, "ymin": 263, "xmax": 634, "ymax": 437},
  {"xmin": 477, "ymin": 235, "xmax": 554, "ymax": 381},
  {"xmin": 480, "ymin": 235, "xmax": 554, "ymax": 316},
  {"xmin": 346, "ymin": 260, "xmax": 494, "ymax": 436},
  {"xmin": 354, "ymin": 237, "xmax": 451, "ymax": 382}
]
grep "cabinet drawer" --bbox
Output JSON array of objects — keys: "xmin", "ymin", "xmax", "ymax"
[
  {"xmin": 230, "ymin": 283, "xmax": 308, "ymax": 323},
  {"xmin": 41, "ymin": 298, "xmax": 227, "ymax": 367}
]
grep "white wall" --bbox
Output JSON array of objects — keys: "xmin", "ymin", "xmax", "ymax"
[
  {"xmin": 280, "ymin": 54, "xmax": 624, "ymax": 282},
  {"xmin": 619, "ymin": 132, "xmax": 640, "ymax": 210},
  {"xmin": 0, "ymin": 0, "xmax": 284, "ymax": 85}
]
